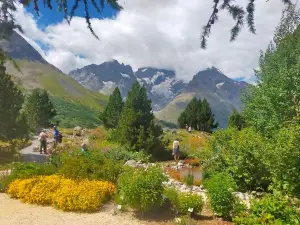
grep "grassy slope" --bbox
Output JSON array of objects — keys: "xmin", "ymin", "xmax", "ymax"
[
  {"xmin": 5, "ymin": 60, "xmax": 108, "ymax": 128},
  {"xmin": 155, "ymin": 92, "xmax": 235, "ymax": 128},
  {"xmin": 155, "ymin": 93, "xmax": 195, "ymax": 124}
]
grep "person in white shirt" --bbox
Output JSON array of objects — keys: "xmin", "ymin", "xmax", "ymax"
[
  {"xmin": 172, "ymin": 138, "xmax": 180, "ymax": 161},
  {"xmin": 188, "ymin": 126, "xmax": 192, "ymax": 133},
  {"xmin": 38, "ymin": 129, "xmax": 48, "ymax": 154}
]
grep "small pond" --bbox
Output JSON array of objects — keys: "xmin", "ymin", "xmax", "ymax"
[{"xmin": 179, "ymin": 167, "xmax": 202, "ymax": 183}]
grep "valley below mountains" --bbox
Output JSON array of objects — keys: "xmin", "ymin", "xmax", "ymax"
[{"xmin": 2, "ymin": 31, "xmax": 248, "ymax": 128}]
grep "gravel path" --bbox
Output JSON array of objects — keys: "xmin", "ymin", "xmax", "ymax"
[
  {"xmin": 20, "ymin": 136, "xmax": 48, "ymax": 163},
  {"xmin": 0, "ymin": 194, "xmax": 144, "ymax": 225}
]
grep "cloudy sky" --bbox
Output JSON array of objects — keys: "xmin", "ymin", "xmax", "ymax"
[{"xmin": 15, "ymin": 0, "xmax": 289, "ymax": 82}]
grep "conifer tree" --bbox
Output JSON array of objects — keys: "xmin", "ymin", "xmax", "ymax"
[
  {"xmin": 0, "ymin": 63, "xmax": 24, "ymax": 139},
  {"xmin": 116, "ymin": 82, "xmax": 162, "ymax": 153},
  {"xmin": 24, "ymin": 89, "xmax": 56, "ymax": 131},
  {"xmin": 228, "ymin": 109, "xmax": 245, "ymax": 130},
  {"xmin": 199, "ymin": 98, "xmax": 219, "ymax": 132},
  {"xmin": 100, "ymin": 87, "xmax": 123, "ymax": 129},
  {"xmin": 178, "ymin": 97, "xmax": 218, "ymax": 132}
]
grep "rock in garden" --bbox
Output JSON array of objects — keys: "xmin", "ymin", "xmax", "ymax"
[
  {"xmin": 124, "ymin": 160, "xmax": 138, "ymax": 167},
  {"xmin": 73, "ymin": 126, "xmax": 83, "ymax": 136}
]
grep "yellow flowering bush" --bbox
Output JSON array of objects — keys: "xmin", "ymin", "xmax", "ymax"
[
  {"xmin": 53, "ymin": 179, "xmax": 116, "ymax": 211},
  {"xmin": 25, "ymin": 175, "xmax": 61, "ymax": 205},
  {"xmin": 7, "ymin": 178, "xmax": 38, "ymax": 199},
  {"xmin": 7, "ymin": 175, "xmax": 116, "ymax": 212}
]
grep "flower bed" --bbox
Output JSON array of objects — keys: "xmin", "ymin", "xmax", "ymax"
[{"xmin": 7, "ymin": 175, "xmax": 116, "ymax": 212}]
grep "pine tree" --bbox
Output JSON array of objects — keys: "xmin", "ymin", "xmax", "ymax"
[
  {"xmin": 199, "ymin": 98, "xmax": 218, "ymax": 132},
  {"xmin": 100, "ymin": 87, "xmax": 123, "ymax": 129},
  {"xmin": 0, "ymin": 63, "xmax": 24, "ymax": 139},
  {"xmin": 178, "ymin": 97, "xmax": 218, "ymax": 132},
  {"xmin": 228, "ymin": 109, "xmax": 245, "ymax": 130},
  {"xmin": 24, "ymin": 89, "xmax": 56, "ymax": 131},
  {"xmin": 116, "ymin": 82, "xmax": 162, "ymax": 153}
]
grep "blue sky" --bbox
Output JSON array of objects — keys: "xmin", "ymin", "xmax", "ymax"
[{"xmin": 25, "ymin": 0, "xmax": 118, "ymax": 30}]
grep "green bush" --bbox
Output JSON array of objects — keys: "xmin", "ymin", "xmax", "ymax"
[
  {"xmin": 106, "ymin": 147, "xmax": 151, "ymax": 163},
  {"xmin": 0, "ymin": 162, "xmax": 57, "ymax": 192},
  {"xmin": 174, "ymin": 215, "xmax": 196, "ymax": 225},
  {"xmin": 184, "ymin": 174, "xmax": 194, "ymax": 186},
  {"xmin": 117, "ymin": 166, "xmax": 167, "ymax": 212},
  {"xmin": 58, "ymin": 150, "xmax": 123, "ymax": 183},
  {"xmin": 164, "ymin": 188, "xmax": 204, "ymax": 215},
  {"xmin": 233, "ymin": 194, "xmax": 300, "ymax": 225},
  {"xmin": 266, "ymin": 125, "xmax": 300, "ymax": 197},
  {"xmin": 202, "ymin": 128, "xmax": 271, "ymax": 192},
  {"xmin": 204, "ymin": 172, "xmax": 239, "ymax": 219}
]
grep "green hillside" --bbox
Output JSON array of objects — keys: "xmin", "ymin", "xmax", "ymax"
[
  {"xmin": 156, "ymin": 92, "xmax": 235, "ymax": 128},
  {"xmin": 155, "ymin": 93, "xmax": 195, "ymax": 124},
  {"xmin": 5, "ymin": 60, "xmax": 108, "ymax": 128}
]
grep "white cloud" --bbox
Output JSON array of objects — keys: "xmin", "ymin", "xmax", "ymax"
[{"xmin": 14, "ymin": 0, "xmax": 288, "ymax": 82}]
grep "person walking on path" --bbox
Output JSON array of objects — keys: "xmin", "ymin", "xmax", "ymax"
[
  {"xmin": 188, "ymin": 126, "xmax": 192, "ymax": 133},
  {"xmin": 53, "ymin": 126, "xmax": 61, "ymax": 149},
  {"xmin": 186, "ymin": 124, "xmax": 188, "ymax": 131},
  {"xmin": 38, "ymin": 129, "xmax": 48, "ymax": 154},
  {"xmin": 172, "ymin": 138, "xmax": 180, "ymax": 162}
]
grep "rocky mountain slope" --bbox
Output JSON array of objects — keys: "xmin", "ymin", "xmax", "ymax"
[
  {"xmin": 69, "ymin": 63, "xmax": 186, "ymax": 111},
  {"xmin": 156, "ymin": 67, "xmax": 248, "ymax": 128},
  {"xmin": 1, "ymin": 31, "xmax": 108, "ymax": 128},
  {"xmin": 70, "ymin": 62, "xmax": 247, "ymax": 128}
]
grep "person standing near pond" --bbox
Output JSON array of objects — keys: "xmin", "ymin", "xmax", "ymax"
[
  {"xmin": 172, "ymin": 138, "xmax": 180, "ymax": 162},
  {"xmin": 38, "ymin": 129, "xmax": 48, "ymax": 154}
]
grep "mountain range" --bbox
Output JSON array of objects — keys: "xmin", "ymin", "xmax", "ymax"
[
  {"xmin": 69, "ymin": 62, "xmax": 247, "ymax": 128},
  {"xmin": 2, "ymin": 31, "xmax": 248, "ymax": 128}
]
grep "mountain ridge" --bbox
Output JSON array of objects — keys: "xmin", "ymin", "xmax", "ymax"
[
  {"xmin": 69, "ymin": 62, "xmax": 248, "ymax": 128},
  {"xmin": 1, "ymin": 31, "xmax": 108, "ymax": 128}
]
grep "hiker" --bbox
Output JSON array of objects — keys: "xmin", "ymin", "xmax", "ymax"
[
  {"xmin": 172, "ymin": 138, "xmax": 180, "ymax": 162},
  {"xmin": 81, "ymin": 143, "xmax": 88, "ymax": 152},
  {"xmin": 186, "ymin": 124, "xmax": 188, "ymax": 131},
  {"xmin": 188, "ymin": 126, "xmax": 192, "ymax": 133},
  {"xmin": 38, "ymin": 129, "xmax": 48, "ymax": 154},
  {"xmin": 53, "ymin": 126, "xmax": 62, "ymax": 149}
]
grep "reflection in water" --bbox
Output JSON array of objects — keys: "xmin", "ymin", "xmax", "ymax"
[{"xmin": 179, "ymin": 167, "xmax": 202, "ymax": 183}]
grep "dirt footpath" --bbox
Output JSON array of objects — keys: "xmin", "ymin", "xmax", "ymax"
[{"xmin": 0, "ymin": 194, "xmax": 143, "ymax": 225}]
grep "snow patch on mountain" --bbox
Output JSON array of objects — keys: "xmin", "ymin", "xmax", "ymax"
[
  {"xmin": 120, "ymin": 73, "xmax": 130, "ymax": 79},
  {"xmin": 151, "ymin": 77, "xmax": 174, "ymax": 99},
  {"xmin": 142, "ymin": 78, "xmax": 152, "ymax": 85},
  {"xmin": 151, "ymin": 71, "xmax": 165, "ymax": 83},
  {"xmin": 216, "ymin": 82, "xmax": 225, "ymax": 89},
  {"xmin": 142, "ymin": 68, "xmax": 147, "ymax": 72},
  {"xmin": 99, "ymin": 81, "xmax": 117, "ymax": 95}
]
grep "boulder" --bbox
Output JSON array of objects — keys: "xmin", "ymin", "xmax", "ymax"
[
  {"xmin": 73, "ymin": 126, "xmax": 83, "ymax": 136},
  {"xmin": 124, "ymin": 160, "xmax": 138, "ymax": 167}
]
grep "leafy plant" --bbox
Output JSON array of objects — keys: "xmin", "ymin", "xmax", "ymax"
[
  {"xmin": 204, "ymin": 172, "xmax": 239, "ymax": 219},
  {"xmin": 0, "ymin": 162, "xmax": 57, "ymax": 192},
  {"xmin": 164, "ymin": 188, "xmax": 204, "ymax": 215},
  {"xmin": 233, "ymin": 194, "xmax": 300, "ymax": 225},
  {"xmin": 58, "ymin": 150, "xmax": 123, "ymax": 183},
  {"xmin": 117, "ymin": 166, "xmax": 167, "ymax": 212},
  {"xmin": 184, "ymin": 174, "xmax": 194, "ymax": 186},
  {"xmin": 106, "ymin": 146, "xmax": 151, "ymax": 163},
  {"xmin": 174, "ymin": 215, "xmax": 196, "ymax": 225},
  {"xmin": 202, "ymin": 128, "xmax": 271, "ymax": 192}
]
